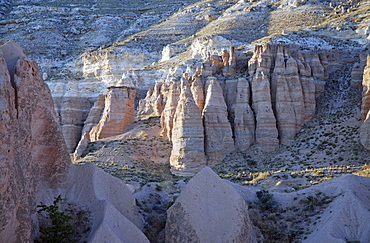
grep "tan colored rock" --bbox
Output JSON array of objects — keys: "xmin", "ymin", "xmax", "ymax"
[
  {"xmin": 203, "ymin": 77, "xmax": 234, "ymax": 165},
  {"xmin": 302, "ymin": 50, "xmax": 326, "ymax": 96},
  {"xmin": 292, "ymin": 49, "xmax": 317, "ymax": 123},
  {"xmin": 170, "ymin": 81, "xmax": 207, "ymax": 176},
  {"xmin": 233, "ymin": 78, "xmax": 255, "ymax": 150},
  {"xmin": 165, "ymin": 167, "xmax": 261, "ymax": 243},
  {"xmin": 74, "ymin": 94, "xmax": 105, "ymax": 159},
  {"xmin": 190, "ymin": 76, "xmax": 205, "ymax": 112},
  {"xmin": 90, "ymin": 86, "xmax": 135, "ymax": 141},
  {"xmin": 222, "ymin": 46, "xmax": 237, "ymax": 77},
  {"xmin": 0, "ymin": 40, "xmax": 70, "ymax": 242},
  {"xmin": 137, "ymin": 81, "xmax": 164, "ymax": 119},
  {"xmin": 248, "ymin": 44, "xmax": 279, "ymax": 151},
  {"xmin": 271, "ymin": 46, "xmax": 304, "ymax": 144},
  {"xmin": 160, "ymin": 81, "xmax": 182, "ymax": 140},
  {"xmin": 58, "ymin": 95, "xmax": 92, "ymax": 152}
]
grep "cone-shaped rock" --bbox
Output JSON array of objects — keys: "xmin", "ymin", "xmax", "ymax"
[
  {"xmin": 170, "ymin": 81, "xmax": 207, "ymax": 176},
  {"xmin": 165, "ymin": 167, "xmax": 260, "ymax": 243}
]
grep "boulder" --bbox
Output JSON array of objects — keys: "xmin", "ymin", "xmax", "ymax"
[{"xmin": 165, "ymin": 167, "xmax": 261, "ymax": 243}]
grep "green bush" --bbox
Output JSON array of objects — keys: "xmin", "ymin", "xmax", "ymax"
[{"xmin": 36, "ymin": 195, "xmax": 77, "ymax": 243}]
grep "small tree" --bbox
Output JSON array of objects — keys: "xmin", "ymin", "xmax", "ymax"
[{"xmin": 36, "ymin": 195, "xmax": 77, "ymax": 243}]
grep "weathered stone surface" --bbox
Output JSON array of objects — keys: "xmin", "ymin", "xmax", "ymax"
[
  {"xmin": 57, "ymin": 95, "xmax": 93, "ymax": 152},
  {"xmin": 90, "ymin": 86, "xmax": 135, "ymax": 141},
  {"xmin": 65, "ymin": 163, "xmax": 148, "ymax": 243},
  {"xmin": 233, "ymin": 78, "xmax": 255, "ymax": 150},
  {"xmin": 74, "ymin": 94, "xmax": 105, "ymax": 159},
  {"xmin": 137, "ymin": 81, "xmax": 164, "ymax": 119},
  {"xmin": 165, "ymin": 167, "xmax": 260, "ymax": 243},
  {"xmin": 0, "ymin": 40, "xmax": 70, "ymax": 242},
  {"xmin": 271, "ymin": 46, "xmax": 304, "ymax": 144},
  {"xmin": 248, "ymin": 45, "xmax": 280, "ymax": 151},
  {"xmin": 203, "ymin": 77, "xmax": 234, "ymax": 165},
  {"xmin": 190, "ymin": 76, "xmax": 205, "ymax": 112},
  {"xmin": 160, "ymin": 81, "xmax": 182, "ymax": 140},
  {"xmin": 170, "ymin": 81, "xmax": 207, "ymax": 176},
  {"xmin": 136, "ymin": 42, "xmax": 331, "ymax": 172},
  {"xmin": 0, "ymin": 40, "xmax": 149, "ymax": 242}
]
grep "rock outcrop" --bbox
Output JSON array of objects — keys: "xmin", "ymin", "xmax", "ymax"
[
  {"xmin": 0, "ymin": 40, "xmax": 70, "ymax": 242},
  {"xmin": 233, "ymin": 78, "xmax": 255, "ymax": 150},
  {"xmin": 165, "ymin": 167, "xmax": 261, "ymax": 243},
  {"xmin": 0, "ymin": 40, "xmax": 148, "ymax": 242},
  {"xmin": 90, "ymin": 86, "xmax": 135, "ymax": 141},
  {"xmin": 203, "ymin": 77, "xmax": 234, "ymax": 165},
  {"xmin": 170, "ymin": 81, "xmax": 207, "ymax": 176},
  {"xmin": 138, "ymin": 43, "xmax": 329, "ymax": 173},
  {"xmin": 74, "ymin": 94, "xmax": 105, "ymax": 159},
  {"xmin": 65, "ymin": 163, "xmax": 148, "ymax": 243}
]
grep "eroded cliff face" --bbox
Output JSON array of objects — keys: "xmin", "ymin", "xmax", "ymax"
[
  {"xmin": 0, "ymin": 40, "xmax": 149, "ymax": 242},
  {"xmin": 0, "ymin": 40, "xmax": 70, "ymax": 242},
  {"xmin": 137, "ymin": 43, "xmax": 351, "ymax": 175}
]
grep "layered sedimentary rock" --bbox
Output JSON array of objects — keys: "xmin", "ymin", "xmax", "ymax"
[
  {"xmin": 165, "ymin": 167, "xmax": 261, "ymax": 243},
  {"xmin": 160, "ymin": 81, "xmax": 182, "ymax": 140},
  {"xmin": 233, "ymin": 78, "xmax": 255, "ymax": 150},
  {"xmin": 203, "ymin": 77, "xmax": 234, "ymax": 165},
  {"xmin": 170, "ymin": 81, "xmax": 207, "ymax": 176},
  {"xmin": 248, "ymin": 45, "xmax": 280, "ymax": 151},
  {"xmin": 138, "ymin": 43, "xmax": 329, "ymax": 174},
  {"xmin": 57, "ymin": 95, "xmax": 93, "ymax": 152},
  {"xmin": 90, "ymin": 86, "xmax": 135, "ymax": 141},
  {"xmin": 0, "ymin": 40, "xmax": 70, "ymax": 242},
  {"xmin": 137, "ymin": 82, "xmax": 164, "ymax": 119},
  {"xmin": 74, "ymin": 94, "xmax": 105, "ymax": 159}
]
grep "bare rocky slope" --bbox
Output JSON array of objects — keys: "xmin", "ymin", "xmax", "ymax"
[{"xmin": 1, "ymin": 0, "xmax": 370, "ymax": 242}]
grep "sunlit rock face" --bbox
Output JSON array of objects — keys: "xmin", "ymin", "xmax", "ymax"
[
  {"xmin": 138, "ymin": 43, "xmax": 335, "ymax": 175},
  {"xmin": 165, "ymin": 167, "xmax": 261, "ymax": 242},
  {"xmin": 0, "ymin": 40, "xmax": 70, "ymax": 242}
]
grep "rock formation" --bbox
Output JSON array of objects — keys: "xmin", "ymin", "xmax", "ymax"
[
  {"xmin": 248, "ymin": 44, "xmax": 280, "ymax": 151},
  {"xmin": 160, "ymin": 81, "xmax": 182, "ymax": 140},
  {"xmin": 169, "ymin": 81, "xmax": 207, "ymax": 176},
  {"xmin": 90, "ymin": 86, "xmax": 135, "ymax": 141},
  {"xmin": 74, "ymin": 94, "xmax": 105, "ymax": 159},
  {"xmin": 0, "ymin": 40, "xmax": 70, "ymax": 242},
  {"xmin": 203, "ymin": 77, "xmax": 234, "ymax": 165},
  {"xmin": 233, "ymin": 78, "xmax": 255, "ymax": 150},
  {"xmin": 0, "ymin": 40, "xmax": 149, "ymax": 242},
  {"xmin": 165, "ymin": 167, "xmax": 261, "ymax": 243},
  {"xmin": 65, "ymin": 163, "xmax": 148, "ymax": 243},
  {"xmin": 138, "ymin": 43, "xmax": 329, "ymax": 173}
]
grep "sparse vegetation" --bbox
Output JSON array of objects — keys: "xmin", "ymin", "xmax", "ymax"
[{"xmin": 36, "ymin": 195, "xmax": 77, "ymax": 243}]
